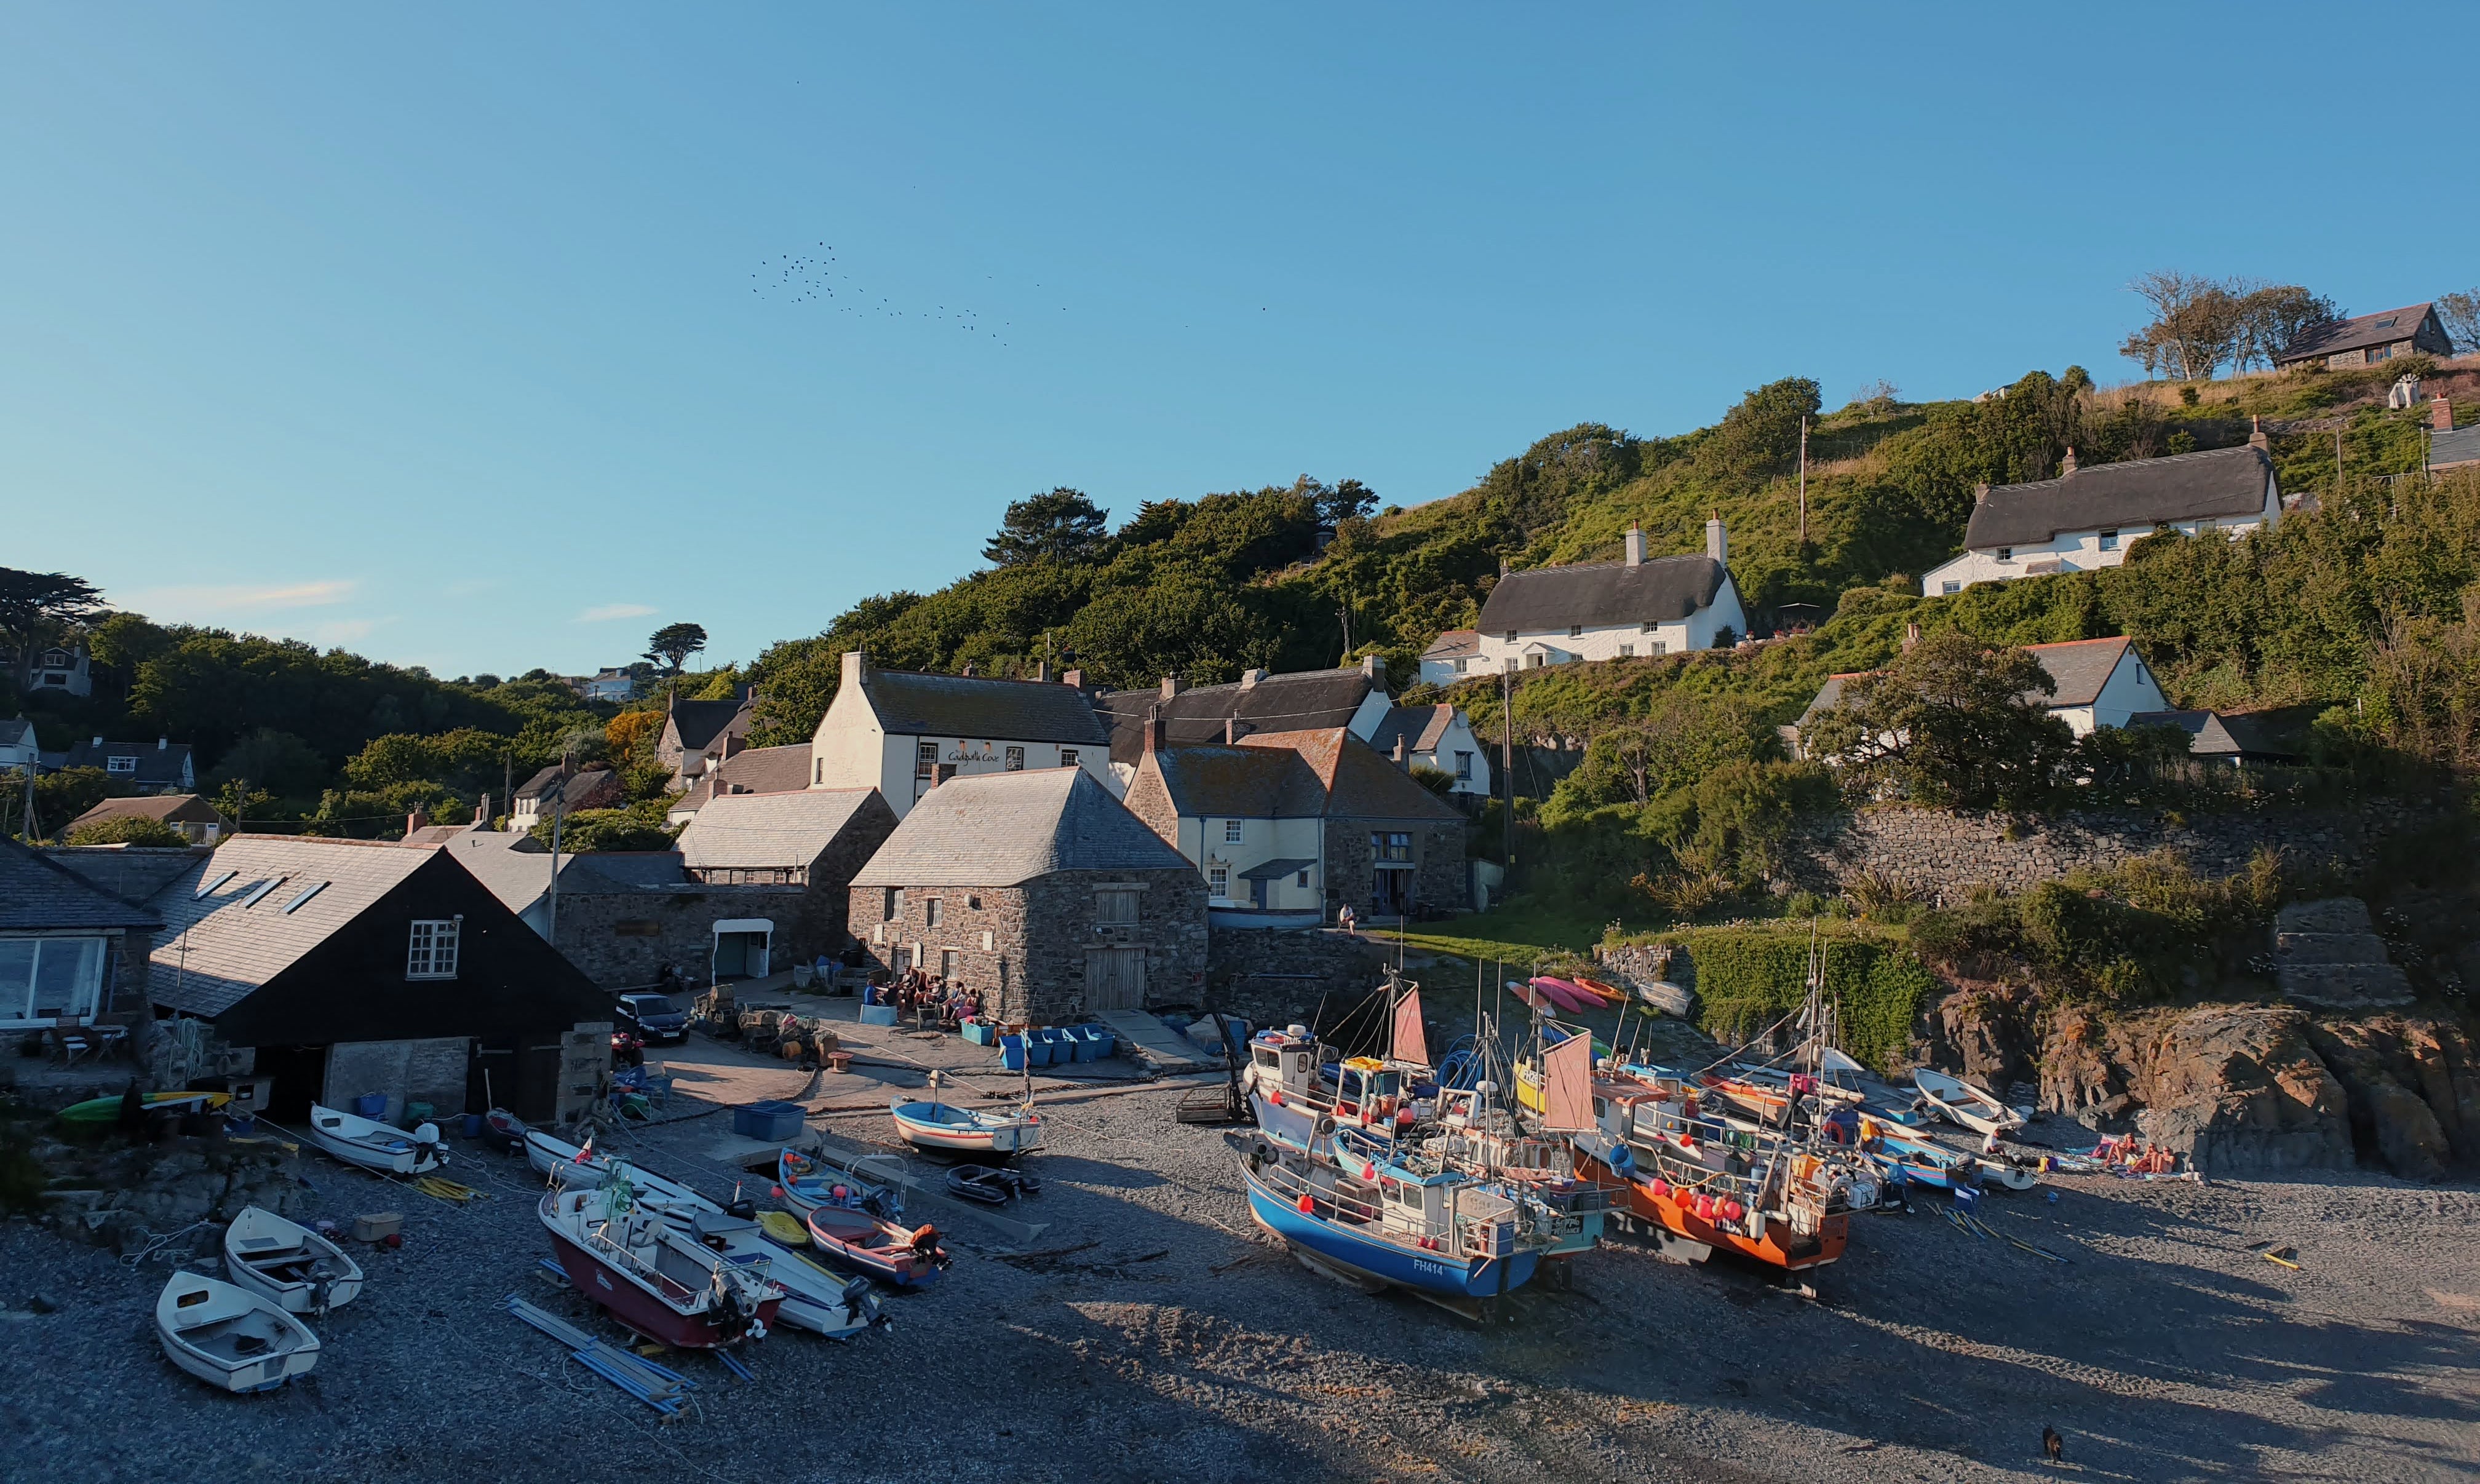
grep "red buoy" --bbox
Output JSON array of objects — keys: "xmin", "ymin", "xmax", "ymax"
[
  {"xmin": 1297, "ymin": 1194, "xmax": 1316, "ymax": 1215},
  {"xmin": 1694, "ymin": 1193, "xmax": 1714, "ymax": 1220},
  {"xmin": 1722, "ymin": 1199, "xmax": 1744, "ymax": 1221},
  {"xmin": 769, "ymin": 1184, "xmax": 785, "ymax": 1199},
  {"xmin": 1650, "ymin": 1177, "xmax": 1671, "ymax": 1198}
]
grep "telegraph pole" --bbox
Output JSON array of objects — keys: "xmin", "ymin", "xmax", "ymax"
[
  {"xmin": 1500, "ymin": 667, "xmax": 1514, "ymax": 873},
  {"xmin": 1797, "ymin": 415, "xmax": 1810, "ymax": 547}
]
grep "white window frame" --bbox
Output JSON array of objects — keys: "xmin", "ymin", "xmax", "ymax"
[
  {"xmin": 1207, "ymin": 863, "xmax": 1230, "ymax": 897},
  {"xmin": 0, "ymin": 935, "xmax": 109, "ymax": 1026},
  {"xmin": 407, "ymin": 919, "xmax": 461, "ymax": 980},
  {"xmin": 1004, "ymin": 745, "xmax": 1025, "ymax": 772},
  {"xmin": 1454, "ymin": 750, "xmax": 1472, "ymax": 780},
  {"xmin": 1059, "ymin": 748, "xmax": 1078, "ymax": 769},
  {"xmin": 1452, "ymin": 658, "xmax": 1467, "ymax": 673},
  {"xmin": 1997, "ymin": 547, "xmax": 2014, "ymax": 563},
  {"xmin": 924, "ymin": 897, "xmax": 943, "ymax": 929},
  {"xmin": 1618, "ymin": 644, "xmax": 1633, "ymax": 658},
  {"xmin": 2097, "ymin": 529, "xmax": 2119, "ymax": 552},
  {"xmin": 1223, "ymin": 818, "xmax": 1244, "ymax": 844},
  {"xmin": 915, "ymin": 742, "xmax": 937, "ymax": 780},
  {"xmin": 105, "ymin": 756, "xmax": 137, "ymax": 774},
  {"xmin": 1942, "ymin": 581, "xmax": 1961, "ymax": 595}
]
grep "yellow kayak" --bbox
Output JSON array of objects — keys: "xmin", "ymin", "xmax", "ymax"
[{"xmin": 757, "ymin": 1210, "xmax": 809, "ymax": 1247}]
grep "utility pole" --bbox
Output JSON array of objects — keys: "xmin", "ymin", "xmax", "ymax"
[
  {"xmin": 1500, "ymin": 667, "xmax": 1514, "ymax": 873},
  {"xmin": 547, "ymin": 790, "xmax": 564, "ymax": 945},
  {"xmin": 1797, "ymin": 415, "xmax": 1809, "ymax": 547},
  {"xmin": 1338, "ymin": 601, "xmax": 1352, "ymax": 663},
  {"xmin": 503, "ymin": 752, "xmax": 513, "ymax": 831}
]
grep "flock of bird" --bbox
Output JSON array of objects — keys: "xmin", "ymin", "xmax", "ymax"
[{"xmin": 751, "ymin": 242, "xmax": 1032, "ymax": 346}]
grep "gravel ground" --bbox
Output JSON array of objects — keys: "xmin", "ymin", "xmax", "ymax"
[{"xmin": 2, "ymin": 1077, "xmax": 2475, "ymax": 1484}]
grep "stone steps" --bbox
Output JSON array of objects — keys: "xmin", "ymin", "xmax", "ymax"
[
  {"xmin": 2276, "ymin": 962, "xmax": 2415, "ymax": 1010},
  {"xmin": 2275, "ymin": 930, "xmax": 2391, "ymax": 966}
]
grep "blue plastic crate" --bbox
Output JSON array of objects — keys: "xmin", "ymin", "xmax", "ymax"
[
  {"xmin": 858, "ymin": 1003, "xmax": 899, "ymax": 1027},
  {"xmin": 731, "ymin": 1100, "xmax": 805, "ymax": 1141},
  {"xmin": 1080, "ymin": 1024, "xmax": 1118, "ymax": 1059},
  {"xmin": 1066, "ymin": 1026, "xmax": 1099, "ymax": 1062},
  {"xmin": 1001, "ymin": 1034, "xmax": 1027, "ymax": 1071},
  {"xmin": 962, "ymin": 1020, "xmax": 996, "ymax": 1046}
]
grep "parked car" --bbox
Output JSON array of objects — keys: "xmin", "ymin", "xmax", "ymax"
[{"xmin": 613, "ymin": 991, "xmax": 690, "ymax": 1044}]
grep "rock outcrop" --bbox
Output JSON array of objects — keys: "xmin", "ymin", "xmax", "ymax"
[
  {"xmin": 2273, "ymin": 899, "xmax": 2414, "ymax": 1010},
  {"xmin": 2303, "ymin": 1017, "xmax": 2480, "ymax": 1182},
  {"xmin": 1910, "ymin": 981, "xmax": 2041, "ymax": 1093},
  {"xmin": 36, "ymin": 1135, "xmax": 308, "ymax": 1252},
  {"xmin": 2126, "ymin": 1006, "xmax": 2355, "ymax": 1175}
]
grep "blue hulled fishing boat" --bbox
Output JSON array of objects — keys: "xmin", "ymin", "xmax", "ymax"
[{"xmin": 1238, "ymin": 1131, "xmax": 1544, "ymax": 1315}]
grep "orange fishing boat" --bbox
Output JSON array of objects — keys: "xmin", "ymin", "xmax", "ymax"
[{"xmin": 1569, "ymin": 1071, "xmax": 1861, "ymax": 1275}]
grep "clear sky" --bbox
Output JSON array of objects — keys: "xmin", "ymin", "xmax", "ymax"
[{"xmin": 5, "ymin": 6, "xmax": 2473, "ymax": 679}]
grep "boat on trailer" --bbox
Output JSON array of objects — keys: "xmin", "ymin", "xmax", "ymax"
[
  {"xmin": 221, "ymin": 1205, "xmax": 364, "ymax": 1315},
  {"xmin": 156, "ymin": 1271, "xmax": 320, "ymax": 1394},
  {"xmin": 540, "ymin": 1185, "xmax": 780, "ymax": 1348},
  {"xmin": 305, "ymin": 1102, "xmax": 447, "ymax": 1175}
]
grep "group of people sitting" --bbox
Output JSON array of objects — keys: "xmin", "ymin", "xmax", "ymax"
[
  {"xmin": 883, "ymin": 968, "xmax": 984, "ymax": 1029},
  {"xmin": 2092, "ymin": 1133, "xmax": 2180, "ymax": 1174}
]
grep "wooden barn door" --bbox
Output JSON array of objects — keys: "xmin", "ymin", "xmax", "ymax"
[{"xmin": 1083, "ymin": 948, "xmax": 1147, "ymax": 1011}]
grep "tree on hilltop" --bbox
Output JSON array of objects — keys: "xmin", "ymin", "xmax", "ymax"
[
  {"xmin": 985, "ymin": 488, "xmax": 1111, "ymax": 566},
  {"xmin": 643, "ymin": 622, "xmax": 708, "ymax": 678}
]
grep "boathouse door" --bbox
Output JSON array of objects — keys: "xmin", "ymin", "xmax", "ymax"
[{"xmin": 1084, "ymin": 948, "xmax": 1146, "ymax": 1011}]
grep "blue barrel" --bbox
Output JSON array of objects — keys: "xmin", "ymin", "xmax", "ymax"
[
  {"xmin": 352, "ymin": 1093, "xmax": 388, "ymax": 1119},
  {"xmin": 462, "ymin": 1112, "xmax": 485, "ymax": 1138}
]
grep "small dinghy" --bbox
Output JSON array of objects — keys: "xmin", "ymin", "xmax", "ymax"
[
  {"xmin": 804, "ymin": 1204, "xmax": 948, "ymax": 1289},
  {"xmin": 889, "ymin": 1080, "xmax": 1041, "ymax": 1158},
  {"xmin": 222, "ymin": 1206, "xmax": 364, "ymax": 1315},
  {"xmin": 1859, "ymin": 1123, "xmax": 1981, "ymax": 1192},
  {"xmin": 686, "ymin": 1209, "xmax": 883, "ymax": 1339},
  {"xmin": 1913, "ymin": 1069, "xmax": 2027, "ymax": 1137},
  {"xmin": 156, "ymin": 1271, "xmax": 320, "ymax": 1393},
  {"xmin": 775, "ymin": 1148, "xmax": 904, "ymax": 1221},
  {"xmin": 485, "ymin": 1107, "xmax": 528, "ymax": 1148},
  {"xmin": 945, "ymin": 1164, "xmax": 1039, "ymax": 1205},
  {"xmin": 306, "ymin": 1103, "xmax": 447, "ymax": 1175}
]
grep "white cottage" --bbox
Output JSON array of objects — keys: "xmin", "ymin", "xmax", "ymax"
[
  {"xmin": 1921, "ymin": 440, "xmax": 2281, "ymax": 598},
  {"xmin": 809, "ymin": 651, "xmax": 1115, "ymax": 818},
  {"xmin": 1790, "ymin": 633, "xmax": 2170, "ymax": 755},
  {"xmin": 1419, "ymin": 520, "xmax": 1746, "ymax": 684}
]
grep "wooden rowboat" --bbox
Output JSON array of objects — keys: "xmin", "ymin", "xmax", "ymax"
[
  {"xmin": 888, "ymin": 1093, "xmax": 1041, "ymax": 1157},
  {"xmin": 222, "ymin": 1205, "xmax": 363, "ymax": 1315},
  {"xmin": 804, "ymin": 1204, "xmax": 947, "ymax": 1289},
  {"xmin": 156, "ymin": 1271, "xmax": 319, "ymax": 1393},
  {"xmin": 1912, "ymin": 1069, "xmax": 2026, "ymax": 1137}
]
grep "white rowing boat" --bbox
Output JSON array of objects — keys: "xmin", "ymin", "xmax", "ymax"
[
  {"xmin": 156, "ymin": 1271, "xmax": 320, "ymax": 1394},
  {"xmin": 222, "ymin": 1205, "xmax": 364, "ymax": 1315},
  {"xmin": 1912, "ymin": 1069, "xmax": 2027, "ymax": 1138},
  {"xmin": 525, "ymin": 1129, "xmax": 720, "ymax": 1213},
  {"xmin": 306, "ymin": 1103, "xmax": 447, "ymax": 1175}
]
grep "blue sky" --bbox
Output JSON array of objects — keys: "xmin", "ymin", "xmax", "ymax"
[{"xmin": 4, "ymin": 6, "xmax": 2473, "ymax": 679}]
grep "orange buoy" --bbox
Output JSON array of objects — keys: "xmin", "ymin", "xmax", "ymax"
[
  {"xmin": 1722, "ymin": 1199, "xmax": 1744, "ymax": 1221},
  {"xmin": 1297, "ymin": 1194, "xmax": 1316, "ymax": 1215},
  {"xmin": 1650, "ymin": 1177, "xmax": 1672, "ymax": 1198}
]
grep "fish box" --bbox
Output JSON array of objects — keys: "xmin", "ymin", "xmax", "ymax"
[
  {"xmin": 1065, "ymin": 1026, "xmax": 1099, "ymax": 1063},
  {"xmin": 733, "ymin": 1100, "xmax": 807, "ymax": 1141},
  {"xmin": 1079, "ymin": 1025, "xmax": 1118, "ymax": 1060},
  {"xmin": 1001, "ymin": 1034, "xmax": 1027, "ymax": 1071},
  {"xmin": 858, "ymin": 1003, "xmax": 899, "ymax": 1027},
  {"xmin": 962, "ymin": 1020, "xmax": 996, "ymax": 1046},
  {"xmin": 352, "ymin": 1212, "xmax": 403, "ymax": 1242}
]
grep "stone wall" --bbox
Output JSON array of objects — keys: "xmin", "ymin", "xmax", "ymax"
[
  {"xmin": 1322, "ymin": 817, "xmax": 1470, "ymax": 915},
  {"xmin": 1786, "ymin": 801, "xmax": 2421, "ymax": 903},
  {"xmin": 1202, "ymin": 927, "xmax": 1393, "ymax": 1030},
  {"xmin": 322, "ymin": 1036, "xmax": 471, "ymax": 1124},
  {"xmin": 551, "ymin": 883, "xmax": 809, "ymax": 990}
]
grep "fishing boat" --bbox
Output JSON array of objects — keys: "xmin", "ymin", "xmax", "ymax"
[
  {"xmin": 888, "ymin": 1076, "xmax": 1040, "ymax": 1157},
  {"xmin": 774, "ymin": 1147, "xmax": 904, "ymax": 1221},
  {"xmin": 666, "ymin": 1206, "xmax": 881, "ymax": 1338},
  {"xmin": 156, "ymin": 1271, "xmax": 320, "ymax": 1393},
  {"xmin": 803, "ymin": 1203, "xmax": 948, "ymax": 1288},
  {"xmin": 1912, "ymin": 1069, "xmax": 2027, "ymax": 1137},
  {"xmin": 221, "ymin": 1206, "xmax": 364, "ymax": 1315},
  {"xmin": 540, "ymin": 1185, "xmax": 780, "ymax": 1347},
  {"xmin": 1858, "ymin": 1119, "xmax": 1981, "ymax": 1192},
  {"xmin": 527, "ymin": 1129, "xmax": 718, "ymax": 1212},
  {"xmin": 58, "ymin": 1090, "xmax": 229, "ymax": 1124},
  {"xmin": 305, "ymin": 1103, "xmax": 447, "ymax": 1175},
  {"xmin": 1239, "ymin": 1130, "xmax": 1544, "ymax": 1315}
]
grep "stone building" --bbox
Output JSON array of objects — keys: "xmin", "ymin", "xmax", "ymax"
[
  {"xmin": 1120, "ymin": 721, "xmax": 1470, "ymax": 924},
  {"xmin": 658, "ymin": 688, "xmax": 759, "ymax": 788},
  {"xmin": 675, "ymin": 788, "xmax": 899, "ymax": 968},
  {"xmin": 809, "ymin": 651, "xmax": 1115, "ymax": 817},
  {"xmin": 848, "ymin": 768, "xmax": 1206, "ymax": 1023}
]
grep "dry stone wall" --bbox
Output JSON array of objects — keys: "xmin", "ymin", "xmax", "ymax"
[{"xmin": 1787, "ymin": 800, "xmax": 2423, "ymax": 903}]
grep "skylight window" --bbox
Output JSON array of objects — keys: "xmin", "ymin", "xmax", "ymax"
[
  {"xmin": 282, "ymin": 881, "xmax": 330, "ymax": 914},
  {"xmin": 194, "ymin": 869, "xmax": 238, "ymax": 899},
  {"xmin": 236, "ymin": 876, "xmax": 290, "ymax": 910}
]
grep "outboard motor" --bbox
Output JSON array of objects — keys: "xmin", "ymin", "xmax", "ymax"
[
  {"xmin": 725, "ymin": 1197, "xmax": 757, "ymax": 1221},
  {"xmin": 411, "ymin": 1122, "xmax": 443, "ymax": 1169}
]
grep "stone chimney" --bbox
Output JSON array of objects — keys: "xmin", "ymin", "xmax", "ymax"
[
  {"xmin": 1145, "ymin": 706, "xmax": 1166, "ymax": 755},
  {"xmin": 1974, "ymin": 482, "xmax": 1990, "ymax": 504},
  {"xmin": 1224, "ymin": 717, "xmax": 1238, "ymax": 745},
  {"xmin": 2059, "ymin": 447, "xmax": 2078, "ymax": 477},
  {"xmin": 841, "ymin": 649, "xmax": 870, "ymax": 691},
  {"xmin": 405, "ymin": 809, "xmax": 429, "ymax": 839},
  {"xmin": 2436, "ymin": 397, "xmax": 2457, "ymax": 434},
  {"xmin": 1033, "ymin": 660, "xmax": 1049, "ymax": 683},
  {"xmin": 1624, "ymin": 523, "xmax": 1645, "ymax": 568},
  {"xmin": 474, "ymin": 795, "xmax": 490, "ymax": 825},
  {"xmin": 1392, "ymin": 735, "xmax": 1409, "ymax": 769},
  {"xmin": 1159, "ymin": 676, "xmax": 1186, "ymax": 700},
  {"xmin": 2248, "ymin": 415, "xmax": 2271, "ymax": 452},
  {"xmin": 1704, "ymin": 518, "xmax": 1727, "ymax": 565},
  {"xmin": 961, "ymin": 662, "xmax": 977, "ymax": 677},
  {"xmin": 1903, "ymin": 622, "xmax": 1921, "ymax": 651},
  {"xmin": 1061, "ymin": 668, "xmax": 1083, "ymax": 689},
  {"xmin": 92, "ymin": 736, "xmax": 102, "ymax": 748},
  {"xmin": 1359, "ymin": 654, "xmax": 1384, "ymax": 680},
  {"xmin": 1239, "ymin": 668, "xmax": 1268, "ymax": 688}
]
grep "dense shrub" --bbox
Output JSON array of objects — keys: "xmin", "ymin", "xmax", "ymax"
[{"xmin": 1642, "ymin": 927, "xmax": 1934, "ymax": 1073}]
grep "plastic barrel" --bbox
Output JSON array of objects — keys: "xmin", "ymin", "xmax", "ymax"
[{"xmin": 352, "ymin": 1093, "xmax": 388, "ymax": 1119}]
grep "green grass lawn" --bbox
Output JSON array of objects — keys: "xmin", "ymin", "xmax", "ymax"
[{"xmin": 1383, "ymin": 897, "xmax": 1651, "ymax": 967}]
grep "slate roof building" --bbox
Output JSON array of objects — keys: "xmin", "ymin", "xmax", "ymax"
[
  {"xmin": 55, "ymin": 736, "xmax": 196, "ymax": 795},
  {"xmin": 0, "ymin": 716, "xmax": 38, "ymax": 773},
  {"xmin": 675, "ymin": 788, "xmax": 898, "ymax": 970},
  {"xmin": 1421, "ymin": 521, "xmax": 1746, "ymax": 684},
  {"xmin": 849, "ymin": 768, "xmax": 1206, "ymax": 1022},
  {"xmin": 15, "ymin": 643, "xmax": 90, "ymax": 699},
  {"xmin": 1121, "ymin": 722, "xmax": 1471, "ymax": 924},
  {"xmin": 142, "ymin": 836, "xmax": 611, "ymax": 1122},
  {"xmin": 0, "ymin": 836, "xmax": 161, "ymax": 1033},
  {"xmin": 2271, "ymin": 303, "xmax": 2454, "ymax": 370},
  {"xmin": 1921, "ymin": 440, "xmax": 2282, "ymax": 597},
  {"xmin": 2128, "ymin": 707, "xmax": 2313, "ymax": 766},
  {"xmin": 664, "ymin": 742, "xmax": 814, "ymax": 825},
  {"xmin": 809, "ymin": 651, "xmax": 1114, "ymax": 817},
  {"xmin": 2428, "ymin": 397, "xmax": 2480, "ymax": 477},
  {"xmin": 509, "ymin": 765, "xmax": 622, "ymax": 833},
  {"xmin": 1789, "ymin": 635, "xmax": 2171, "ymax": 756},
  {"xmin": 658, "ymin": 689, "xmax": 759, "ymax": 787},
  {"xmin": 1096, "ymin": 657, "xmax": 1493, "ymax": 801},
  {"xmin": 66, "ymin": 792, "xmax": 225, "ymax": 845}
]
